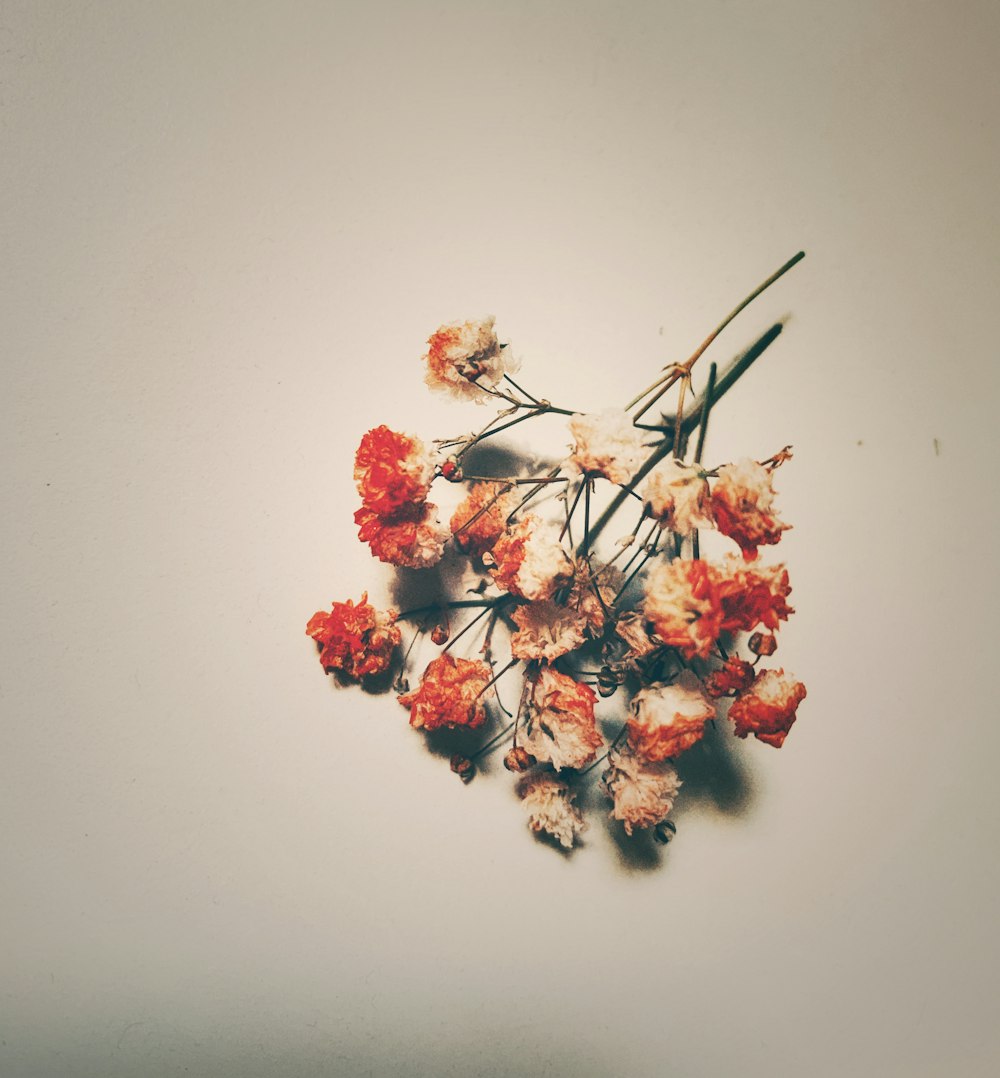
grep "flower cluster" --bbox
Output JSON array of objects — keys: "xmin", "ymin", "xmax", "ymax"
[{"xmin": 307, "ymin": 256, "xmax": 809, "ymax": 858}]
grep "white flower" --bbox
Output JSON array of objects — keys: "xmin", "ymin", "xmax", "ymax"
[
  {"xmin": 602, "ymin": 746, "xmax": 682, "ymax": 835},
  {"xmin": 567, "ymin": 408, "xmax": 648, "ymax": 484},
  {"xmin": 641, "ymin": 458, "xmax": 714, "ymax": 535},
  {"xmin": 423, "ymin": 317, "xmax": 517, "ymax": 403},
  {"xmin": 518, "ymin": 773, "xmax": 586, "ymax": 848}
]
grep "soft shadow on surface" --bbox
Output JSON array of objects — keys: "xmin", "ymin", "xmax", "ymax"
[{"xmin": 673, "ymin": 716, "xmax": 757, "ymax": 819}]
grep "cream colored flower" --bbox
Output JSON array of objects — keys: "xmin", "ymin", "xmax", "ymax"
[
  {"xmin": 517, "ymin": 773, "xmax": 586, "ymax": 848},
  {"xmin": 641, "ymin": 458, "xmax": 714, "ymax": 535},
  {"xmin": 510, "ymin": 600, "xmax": 590, "ymax": 661},
  {"xmin": 423, "ymin": 317, "xmax": 516, "ymax": 403},
  {"xmin": 567, "ymin": 561, "xmax": 624, "ymax": 635},
  {"xmin": 567, "ymin": 408, "xmax": 647, "ymax": 484},
  {"xmin": 627, "ymin": 671, "xmax": 716, "ymax": 762},
  {"xmin": 602, "ymin": 746, "xmax": 682, "ymax": 835},
  {"xmin": 614, "ymin": 611, "xmax": 661, "ymax": 659}
]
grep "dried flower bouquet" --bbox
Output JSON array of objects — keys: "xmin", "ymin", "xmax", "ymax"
[{"xmin": 308, "ymin": 253, "xmax": 807, "ymax": 851}]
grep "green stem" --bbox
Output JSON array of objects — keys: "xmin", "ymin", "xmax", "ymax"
[{"xmin": 628, "ymin": 251, "xmax": 804, "ymax": 420}]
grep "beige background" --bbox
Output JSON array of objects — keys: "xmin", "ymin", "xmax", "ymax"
[{"xmin": 3, "ymin": 2, "xmax": 998, "ymax": 1075}]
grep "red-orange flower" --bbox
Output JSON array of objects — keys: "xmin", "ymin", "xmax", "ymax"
[
  {"xmin": 643, "ymin": 557, "xmax": 723, "ymax": 659},
  {"xmin": 354, "ymin": 425, "xmax": 434, "ymax": 516},
  {"xmin": 306, "ymin": 593, "xmax": 401, "ymax": 680},
  {"xmin": 704, "ymin": 657, "xmax": 756, "ymax": 697},
  {"xmin": 728, "ymin": 668, "xmax": 806, "ymax": 748},
  {"xmin": 397, "ymin": 653, "xmax": 493, "ymax": 731},
  {"xmin": 354, "ymin": 503, "xmax": 447, "ymax": 568},
  {"xmin": 450, "ymin": 481, "xmax": 516, "ymax": 558},
  {"xmin": 711, "ymin": 458, "xmax": 789, "ymax": 561},
  {"xmin": 714, "ymin": 559, "xmax": 794, "ymax": 635}
]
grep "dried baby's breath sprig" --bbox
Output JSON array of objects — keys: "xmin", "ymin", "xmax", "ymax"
[{"xmin": 307, "ymin": 253, "xmax": 809, "ymax": 858}]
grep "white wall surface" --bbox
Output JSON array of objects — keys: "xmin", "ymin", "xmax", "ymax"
[{"xmin": 2, "ymin": 2, "xmax": 998, "ymax": 1076}]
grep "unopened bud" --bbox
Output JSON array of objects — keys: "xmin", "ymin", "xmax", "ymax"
[
  {"xmin": 450, "ymin": 754, "xmax": 475, "ymax": 783},
  {"xmin": 748, "ymin": 632, "xmax": 777, "ymax": 656},
  {"xmin": 440, "ymin": 459, "xmax": 463, "ymax": 482},
  {"xmin": 503, "ymin": 746, "xmax": 533, "ymax": 772},
  {"xmin": 597, "ymin": 666, "xmax": 619, "ymax": 698},
  {"xmin": 653, "ymin": 819, "xmax": 677, "ymax": 845},
  {"xmin": 430, "ymin": 625, "xmax": 449, "ymax": 646}
]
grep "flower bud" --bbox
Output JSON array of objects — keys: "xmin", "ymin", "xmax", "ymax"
[
  {"xmin": 439, "ymin": 459, "xmax": 463, "ymax": 482},
  {"xmin": 503, "ymin": 746, "xmax": 533, "ymax": 772},
  {"xmin": 653, "ymin": 819, "xmax": 677, "ymax": 845},
  {"xmin": 749, "ymin": 632, "xmax": 777, "ymax": 656},
  {"xmin": 430, "ymin": 625, "xmax": 449, "ymax": 646},
  {"xmin": 597, "ymin": 666, "xmax": 619, "ymax": 698},
  {"xmin": 450, "ymin": 754, "xmax": 475, "ymax": 783}
]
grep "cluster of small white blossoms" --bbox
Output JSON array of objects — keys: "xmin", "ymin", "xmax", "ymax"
[{"xmin": 308, "ymin": 270, "xmax": 808, "ymax": 855}]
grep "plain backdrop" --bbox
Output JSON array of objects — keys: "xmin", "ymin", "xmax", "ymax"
[{"xmin": 2, "ymin": 2, "xmax": 998, "ymax": 1076}]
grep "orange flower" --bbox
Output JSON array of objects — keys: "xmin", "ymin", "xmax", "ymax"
[
  {"xmin": 728, "ymin": 668, "xmax": 806, "ymax": 748},
  {"xmin": 627, "ymin": 671, "xmax": 716, "ymax": 761},
  {"xmin": 711, "ymin": 458, "xmax": 789, "ymax": 561},
  {"xmin": 643, "ymin": 557, "xmax": 723, "ymax": 659},
  {"xmin": 354, "ymin": 425, "xmax": 434, "ymax": 516},
  {"xmin": 306, "ymin": 593, "xmax": 401, "ymax": 680},
  {"xmin": 354, "ymin": 503, "xmax": 447, "ymax": 569},
  {"xmin": 398, "ymin": 653, "xmax": 493, "ymax": 731},
  {"xmin": 450, "ymin": 481, "xmax": 516, "ymax": 558}
]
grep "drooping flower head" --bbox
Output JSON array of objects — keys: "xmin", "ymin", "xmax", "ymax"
[
  {"xmin": 602, "ymin": 746, "xmax": 682, "ymax": 835},
  {"xmin": 517, "ymin": 772, "xmax": 586, "ymax": 849},
  {"xmin": 711, "ymin": 457, "xmax": 789, "ymax": 561},
  {"xmin": 518, "ymin": 667, "xmax": 603, "ymax": 771},
  {"xmin": 354, "ymin": 425, "xmax": 435, "ymax": 516},
  {"xmin": 728, "ymin": 668, "xmax": 806, "ymax": 748},
  {"xmin": 567, "ymin": 408, "xmax": 647, "ymax": 485},
  {"xmin": 354, "ymin": 503, "xmax": 447, "ymax": 569},
  {"xmin": 306, "ymin": 593, "xmax": 401, "ymax": 680},
  {"xmin": 489, "ymin": 514, "xmax": 574, "ymax": 601},
  {"xmin": 643, "ymin": 557, "xmax": 723, "ymax": 659},
  {"xmin": 450, "ymin": 481, "xmax": 517, "ymax": 558},
  {"xmin": 641, "ymin": 458, "xmax": 714, "ymax": 535},
  {"xmin": 423, "ymin": 317, "xmax": 514, "ymax": 402},
  {"xmin": 627, "ymin": 671, "xmax": 716, "ymax": 762},
  {"xmin": 398, "ymin": 653, "xmax": 493, "ymax": 731}
]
